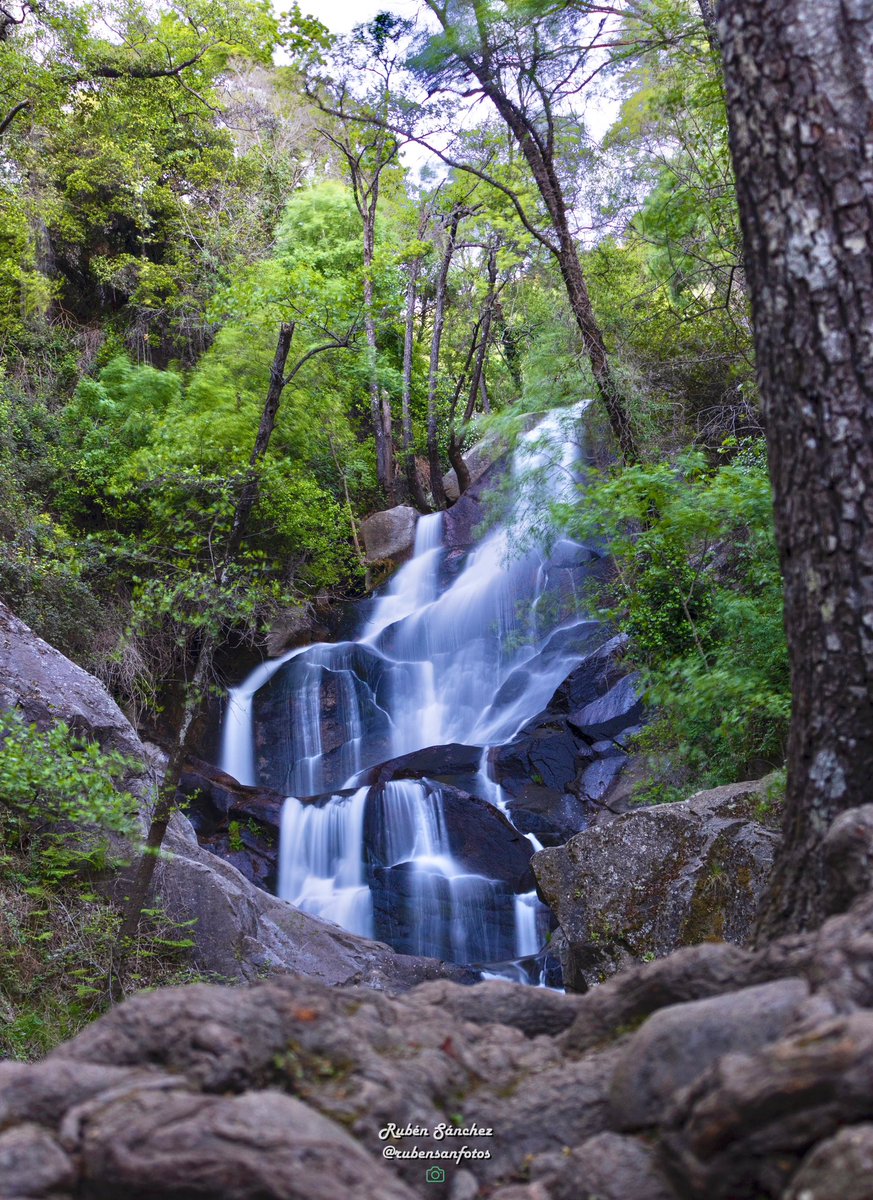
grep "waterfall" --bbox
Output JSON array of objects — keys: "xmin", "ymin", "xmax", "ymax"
[
  {"xmin": 278, "ymin": 787, "xmax": 372, "ymax": 937},
  {"xmin": 221, "ymin": 402, "xmax": 597, "ymax": 979}
]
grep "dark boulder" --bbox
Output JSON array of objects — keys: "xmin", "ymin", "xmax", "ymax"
[
  {"xmin": 356, "ymin": 742, "xmax": 484, "ymax": 793},
  {"xmin": 365, "ymin": 779, "xmax": 534, "ymax": 889},
  {"xmin": 489, "ymin": 716, "xmax": 595, "ymax": 844},
  {"xmin": 179, "ymin": 757, "xmax": 286, "ymax": 891},
  {"xmin": 546, "ymin": 632, "xmax": 630, "ymax": 715},
  {"xmin": 491, "ymin": 718, "xmax": 589, "ymax": 796},
  {"xmin": 568, "ymin": 672, "xmax": 644, "ymax": 740},
  {"xmin": 579, "ymin": 755, "xmax": 628, "ymax": 803}
]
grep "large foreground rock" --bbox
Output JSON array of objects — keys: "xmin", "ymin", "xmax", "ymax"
[
  {"xmin": 533, "ymin": 779, "xmax": 779, "ymax": 990},
  {"xmin": 10, "ymin": 883, "xmax": 873, "ymax": 1199}
]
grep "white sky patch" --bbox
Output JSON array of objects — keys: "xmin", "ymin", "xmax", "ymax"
[{"xmin": 296, "ymin": 0, "xmax": 419, "ymax": 35}]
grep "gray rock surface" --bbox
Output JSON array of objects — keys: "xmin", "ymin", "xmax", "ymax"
[
  {"xmin": 264, "ymin": 601, "xmax": 329, "ymax": 657},
  {"xmin": 822, "ymin": 803, "xmax": 873, "ymax": 916},
  {"xmin": 533, "ymin": 780, "xmax": 779, "ymax": 990},
  {"xmin": 568, "ymin": 673, "xmax": 644, "ymax": 740},
  {"xmin": 609, "ymin": 978, "xmax": 810, "ymax": 1130},
  {"xmin": 0, "ymin": 1123, "xmax": 75, "ymax": 1197},
  {"xmin": 0, "ymin": 599, "xmax": 150, "ymax": 805},
  {"xmin": 360, "ymin": 505, "xmax": 419, "ymax": 568},
  {"xmin": 9, "ymin": 888, "xmax": 873, "ymax": 1198},
  {"xmin": 661, "ymin": 1010, "xmax": 873, "ymax": 1199},
  {"xmin": 532, "ymin": 1132, "xmax": 679, "ymax": 1200},
  {"xmin": 784, "ymin": 1124, "xmax": 873, "ymax": 1200}
]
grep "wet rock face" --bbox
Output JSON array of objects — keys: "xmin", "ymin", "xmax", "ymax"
[
  {"xmin": 180, "ymin": 757, "xmax": 286, "ymax": 892},
  {"xmin": 532, "ymin": 780, "xmax": 780, "ymax": 990},
  {"xmin": 489, "ymin": 638, "xmax": 643, "ymax": 845},
  {"xmin": 357, "ymin": 743, "xmax": 485, "ymax": 793},
  {"xmin": 11, "ymin": 893, "xmax": 873, "ymax": 1200},
  {"xmin": 364, "ymin": 779, "xmax": 534, "ymax": 887}
]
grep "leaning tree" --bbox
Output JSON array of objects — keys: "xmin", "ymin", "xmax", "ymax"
[{"xmin": 718, "ymin": 0, "xmax": 873, "ymax": 936}]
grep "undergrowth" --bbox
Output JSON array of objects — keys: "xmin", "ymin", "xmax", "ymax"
[
  {"xmin": 0, "ymin": 709, "xmax": 201, "ymax": 1060},
  {"xmin": 556, "ymin": 439, "xmax": 790, "ymax": 802}
]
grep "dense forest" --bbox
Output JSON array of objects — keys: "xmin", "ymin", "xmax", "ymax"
[
  {"xmin": 1, "ymin": 0, "xmax": 782, "ymax": 783},
  {"xmin": 2, "ymin": 2, "xmax": 873, "ymax": 1193},
  {"xmin": 0, "ymin": 0, "xmax": 798, "ymax": 1040}
]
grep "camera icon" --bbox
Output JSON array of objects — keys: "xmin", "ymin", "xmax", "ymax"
[{"xmin": 425, "ymin": 1165, "xmax": 447, "ymax": 1184}]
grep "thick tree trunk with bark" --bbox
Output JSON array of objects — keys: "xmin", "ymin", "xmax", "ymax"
[
  {"xmin": 697, "ymin": 0, "xmax": 720, "ymax": 51},
  {"xmin": 719, "ymin": 0, "xmax": 873, "ymax": 937}
]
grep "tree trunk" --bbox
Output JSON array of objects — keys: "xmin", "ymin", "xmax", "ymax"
[
  {"xmin": 427, "ymin": 211, "xmax": 462, "ymax": 509},
  {"xmin": 447, "ymin": 431, "xmax": 471, "ymax": 495},
  {"xmin": 555, "ymin": 240, "xmax": 636, "ymax": 463},
  {"xmin": 697, "ymin": 0, "xmax": 720, "ymax": 51},
  {"xmin": 464, "ymin": 248, "xmax": 497, "ymax": 425},
  {"xmin": 362, "ymin": 197, "xmax": 395, "ymax": 501},
  {"xmin": 401, "ymin": 255, "xmax": 430, "ymax": 511},
  {"xmin": 719, "ymin": 0, "xmax": 873, "ymax": 937}
]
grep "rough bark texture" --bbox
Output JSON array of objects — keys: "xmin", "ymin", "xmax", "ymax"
[
  {"xmin": 718, "ymin": 0, "xmax": 873, "ymax": 937},
  {"xmin": 697, "ymin": 0, "xmax": 720, "ymax": 51}
]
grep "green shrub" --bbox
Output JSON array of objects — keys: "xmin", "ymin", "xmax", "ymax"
[
  {"xmin": 558, "ymin": 442, "xmax": 790, "ymax": 799},
  {"xmin": 0, "ymin": 711, "xmax": 199, "ymax": 1059}
]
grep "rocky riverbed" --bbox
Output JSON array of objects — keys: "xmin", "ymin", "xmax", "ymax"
[{"xmin": 7, "ymin": 891, "xmax": 873, "ymax": 1199}]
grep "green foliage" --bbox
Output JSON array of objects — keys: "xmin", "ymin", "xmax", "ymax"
[
  {"xmin": 559, "ymin": 443, "xmax": 790, "ymax": 797},
  {"xmin": 0, "ymin": 710, "xmax": 201, "ymax": 1059},
  {"xmin": 0, "ymin": 708, "xmax": 137, "ymax": 882}
]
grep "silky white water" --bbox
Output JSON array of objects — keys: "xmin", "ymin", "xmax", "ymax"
[{"xmin": 221, "ymin": 403, "xmax": 597, "ymax": 974}]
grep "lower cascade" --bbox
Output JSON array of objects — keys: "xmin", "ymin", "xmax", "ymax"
[{"xmin": 220, "ymin": 403, "xmax": 612, "ymax": 981}]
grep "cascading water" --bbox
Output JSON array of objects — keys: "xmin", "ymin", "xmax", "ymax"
[{"xmin": 221, "ymin": 402, "xmax": 602, "ymax": 980}]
